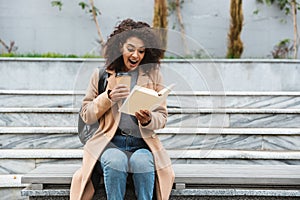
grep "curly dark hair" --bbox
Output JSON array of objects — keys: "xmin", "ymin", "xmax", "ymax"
[{"xmin": 104, "ymin": 18, "xmax": 164, "ymax": 73}]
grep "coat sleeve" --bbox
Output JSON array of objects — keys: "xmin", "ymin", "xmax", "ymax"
[
  {"xmin": 80, "ymin": 68, "xmax": 113, "ymax": 124},
  {"xmin": 142, "ymin": 70, "xmax": 168, "ymax": 130}
]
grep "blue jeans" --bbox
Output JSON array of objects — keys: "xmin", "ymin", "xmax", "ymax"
[{"xmin": 99, "ymin": 135, "xmax": 155, "ymax": 200}]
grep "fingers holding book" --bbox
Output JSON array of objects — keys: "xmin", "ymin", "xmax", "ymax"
[{"xmin": 135, "ymin": 110, "xmax": 152, "ymax": 126}]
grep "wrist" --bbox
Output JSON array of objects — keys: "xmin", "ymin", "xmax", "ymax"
[{"xmin": 141, "ymin": 119, "xmax": 151, "ymax": 126}]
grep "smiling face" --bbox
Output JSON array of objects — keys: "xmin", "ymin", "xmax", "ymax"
[{"xmin": 121, "ymin": 37, "xmax": 145, "ymax": 72}]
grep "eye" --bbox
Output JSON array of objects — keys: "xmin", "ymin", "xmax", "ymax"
[
  {"xmin": 138, "ymin": 49, "xmax": 145, "ymax": 54},
  {"xmin": 127, "ymin": 47, "xmax": 135, "ymax": 52}
]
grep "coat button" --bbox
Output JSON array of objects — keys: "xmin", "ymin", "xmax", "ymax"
[{"xmin": 151, "ymin": 134, "xmax": 156, "ymax": 138}]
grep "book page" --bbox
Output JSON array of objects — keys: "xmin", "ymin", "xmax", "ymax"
[
  {"xmin": 158, "ymin": 83, "xmax": 176, "ymax": 96},
  {"xmin": 119, "ymin": 84, "xmax": 174, "ymax": 115}
]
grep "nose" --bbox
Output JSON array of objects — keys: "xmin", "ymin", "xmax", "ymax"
[{"xmin": 132, "ymin": 50, "xmax": 138, "ymax": 58}]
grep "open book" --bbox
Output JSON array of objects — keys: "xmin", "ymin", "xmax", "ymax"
[{"xmin": 119, "ymin": 84, "xmax": 175, "ymax": 115}]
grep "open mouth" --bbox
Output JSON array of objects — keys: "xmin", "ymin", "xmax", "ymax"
[{"xmin": 129, "ymin": 59, "xmax": 138, "ymax": 65}]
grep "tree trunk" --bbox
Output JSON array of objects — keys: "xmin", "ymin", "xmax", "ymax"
[
  {"xmin": 291, "ymin": 0, "xmax": 299, "ymax": 59},
  {"xmin": 153, "ymin": 0, "xmax": 168, "ymax": 55},
  {"xmin": 175, "ymin": 0, "xmax": 190, "ymax": 56},
  {"xmin": 226, "ymin": 0, "xmax": 244, "ymax": 58},
  {"xmin": 89, "ymin": 0, "xmax": 105, "ymax": 55}
]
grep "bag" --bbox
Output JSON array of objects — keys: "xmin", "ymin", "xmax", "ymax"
[{"xmin": 78, "ymin": 67, "xmax": 109, "ymax": 145}]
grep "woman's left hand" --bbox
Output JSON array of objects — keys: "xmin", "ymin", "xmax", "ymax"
[{"xmin": 135, "ymin": 110, "xmax": 152, "ymax": 126}]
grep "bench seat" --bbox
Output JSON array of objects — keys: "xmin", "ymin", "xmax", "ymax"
[{"xmin": 21, "ymin": 164, "xmax": 300, "ymax": 199}]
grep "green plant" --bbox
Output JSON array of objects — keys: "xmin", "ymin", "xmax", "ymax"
[
  {"xmin": 0, "ymin": 52, "xmax": 102, "ymax": 58},
  {"xmin": 0, "ymin": 39, "xmax": 18, "ymax": 53},
  {"xmin": 51, "ymin": 1, "xmax": 63, "ymax": 11},
  {"xmin": 257, "ymin": 0, "xmax": 300, "ymax": 14},
  {"xmin": 168, "ymin": 0, "xmax": 189, "ymax": 56},
  {"xmin": 272, "ymin": 38, "xmax": 293, "ymax": 58},
  {"xmin": 51, "ymin": 0, "xmax": 105, "ymax": 53},
  {"xmin": 256, "ymin": 0, "xmax": 299, "ymax": 58}
]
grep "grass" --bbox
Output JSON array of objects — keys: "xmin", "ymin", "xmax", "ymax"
[{"xmin": 0, "ymin": 52, "xmax": 102, "ymax": 58}]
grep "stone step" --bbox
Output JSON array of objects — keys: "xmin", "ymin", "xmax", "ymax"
[
  {"xmin": 3, "ymin": 171, "xmax": 300, "ymax": 199},
  {"xmin": 18, "ymin": 164, "xmax": 300, "ymax": 200},
  {"xmin": 1, "ymin": 90, "xmax": 300, "ymax": 109},
  {"xmin": 0, "ymin": 174, "xmax": 25, "ymax": 188},
  {"xmin": 1, "ymin": 107, "xmax": 300, "ymax": 128},
  {"xmin": 0, "ymin": 174, "xmax": 27, "ymax": 200},
  {"xmin": 1, "ymin": 149, "xmax": 299, "ymax": 160},
  {"xmin": 2, "ymin": 127, "xmax": 300, "ymax": 135},
  {"xmin": 0, "ymin": 90, "xmax": 82, "ymax": 108},
  {"xmin": 1, "ymin": 150, "xmax": 300, "ymax": 176},
  {"xmin": 1, "ymin": 150, "xmax": 300, "ymax": 171},
  {"xmin": 1, "ymin": 127, "xmax": 300, "ymax": 151},
  {"xmin": 1, "ymin": 157, "xmax": 299, "ymax": 176},
  {"xmin": 1, "ymin": 132, "xmax": 300, "ymax": 151},
  {"xmin": 2, "ymin": 107, "xmax": 299, "ymax": 114}
]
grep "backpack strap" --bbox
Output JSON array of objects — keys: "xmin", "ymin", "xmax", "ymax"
[{"xmin": 98, "ymin": 67, "xmax": 109, "ymax": 95}]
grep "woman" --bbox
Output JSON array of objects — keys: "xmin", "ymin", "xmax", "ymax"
[{"xmin": 70, "ymin": 19, "xmax": 174, "ymax": 200}]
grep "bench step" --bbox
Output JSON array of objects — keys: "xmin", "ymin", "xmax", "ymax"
[
  {"xmin": 1, "ymin": 108, "xmax": 300, "ymax": 128},
  {"xmin": 21, "ymin": 164, "xmax": 80, "ymax": 184},
  {"xmin": 1, "ymin": 90, "xmax": 300, "ymax": 109},
  {"xmin": 2, "ymin": 131, "xmax": 300, "ymax": 150},
  {"xmin": 173, "ymin": 164, "xmax": 300, "ymax": 186},
  {"xmin": 21, "ymin": 164, "xmax": 300, "ymax": 186},
  {"xmin": 1, "ymin": 127, "xmax": 300, "ymax": 151},
  {"xmin": 2, "ymin": 90, "xmax": 300, "ymax": 96},
  {"xmin": 2, "ymin": 163, "xmax": 298, "ymax": 198},
  {"xmin": 2, "ymin": 127, "xmax": 300, "ymax": 135},
  {"xmin": 0, "ymin": 174, "xmax": 26, "ymax": 188},
  {"xmin": 20, "ymin": 187, "xmax": 300, "ymax": 198},
  {"xmin": 1, "ymin": 107, "xmax": 300, "ymax": 114},
  {"xmin": 1, "ymin": 149, "xmax": 299, "ymax": 160}
]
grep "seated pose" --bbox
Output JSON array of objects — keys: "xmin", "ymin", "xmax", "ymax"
[{"xmin": 70, "ymin": 18, "xmax": 174, "ymax": 200}]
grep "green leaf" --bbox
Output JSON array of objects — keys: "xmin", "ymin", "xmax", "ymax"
[
  {"xmin": 78, "ymin": 2, "xmax": 89, "ymax": 10},
  {"xmin": 93, "ymin": 6, "xmax": 102, "ymax": 16},
  {"xmin": 265, "ymin": 0, "xmax": 274, "ymax": 6},
  {"xmin": 253, "ymin": 9, "xmax": 260, "ymax": 14},
  {"xmin": 51, "ymin": 1, "xmax": 63, "ymax": 11},
  {"xmin": 284, "ymin": 7, "xmax": 290, "ymax": 14}
]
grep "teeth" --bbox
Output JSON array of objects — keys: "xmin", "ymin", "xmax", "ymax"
[{"xmin": 130, "ymin": 60, "xmax": 138, "ymax": 64}]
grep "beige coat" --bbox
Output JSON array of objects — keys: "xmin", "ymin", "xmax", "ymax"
[{"xmin": 70, "ymin": 67, "xmax": 175, "ymax": 200}]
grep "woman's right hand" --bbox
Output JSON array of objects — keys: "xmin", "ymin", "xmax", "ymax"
[{"xmin": 108, "ymin": 84, "xmax": 130, "ymax": 102}]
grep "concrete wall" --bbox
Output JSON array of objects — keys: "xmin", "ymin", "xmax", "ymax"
[
  {"xmin": 1, "ymin": 58, "xmax": 300, "ymax": 92},
  {"xmin": 0, "ymin": 0, "xmax": 299, "ymax": 58}
]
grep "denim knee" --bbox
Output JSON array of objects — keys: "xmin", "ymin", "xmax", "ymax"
[
  {"xmin": 129, "ymin": 149, "xmax": 154, "ymax": 173},
  {"xmin": 100, "ymin": 148, "xmax": 128, "ymax": 172}
]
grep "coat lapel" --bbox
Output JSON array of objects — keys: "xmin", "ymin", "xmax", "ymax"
[{"xmin": 137, "ymin": 68, "xmax": 150, "ymax": 88}]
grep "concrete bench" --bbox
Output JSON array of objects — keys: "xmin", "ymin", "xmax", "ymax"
[{"xmin": 21, "ymin": 164, "xmax": 300, "ymax": 200}]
